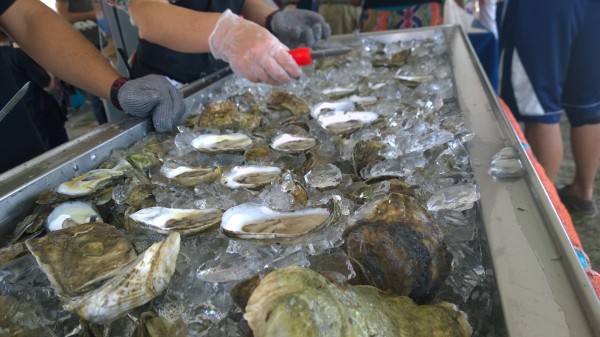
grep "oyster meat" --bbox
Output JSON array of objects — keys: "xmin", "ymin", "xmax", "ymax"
[
  {"xmin": 160, "ymin": 159, "xmax": 222, "ymax": 186},
  {"xmin": 63, "ymin": 232, "xmax": 180, "ymax": 324},
  {"xmin": 221, "ymin": 203, "xmax": 330, "ymax": 242},
  {"xmin": 45, "ymin": 201, "xmax": 102, "ymax": 232},
  {"xmin": 245, "ymin": 266, "xmax": 471, "ymax": 337},
  {"xmin": 220, "ymin": 165, "xmax": 282, "ymax": 189},
  {"xmin": 191, "ymin": 133, "xmax": 253, "ymax": 153},
  {"xmin": 56, "ymin": 169, "xmax": 124, "ymax": 197},
  {"xmin": 129, "ymin": 206, "xmax": 223, "ymax": 235}
]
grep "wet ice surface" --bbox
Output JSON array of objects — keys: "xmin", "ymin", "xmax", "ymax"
[{"xmin": 1, "ymin": 30, "xmax": 498, "ymax": 336}]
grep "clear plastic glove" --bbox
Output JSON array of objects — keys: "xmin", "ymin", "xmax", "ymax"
[
  {"xmin": 117, "ymin": 75, "xmax": 186, "ymax": 132},
  {"xmin": 209, "ymin": 9, "xmax": 301, "ymax": 85},
  {"xmin": 270, "ymin": 9, "xmax": 331, "ymax": 48}
]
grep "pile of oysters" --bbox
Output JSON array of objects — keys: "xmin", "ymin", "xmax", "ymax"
[{"xmin": 0, "ymin": 33, "xmax": 485, "ymax": 337}]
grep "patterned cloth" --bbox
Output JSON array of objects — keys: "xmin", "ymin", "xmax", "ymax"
[{"xmin": 359, "ymin": 3, "xmax": 443, "ymax": 32}]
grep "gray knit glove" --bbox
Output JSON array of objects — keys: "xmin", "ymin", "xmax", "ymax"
[
  {"xmin": 116, "ymin": 75, "xmax": 186, "ymax": 132},
  {"xmin": 270, "ymin": 9, "xmax": 331, "ymax": 48}
]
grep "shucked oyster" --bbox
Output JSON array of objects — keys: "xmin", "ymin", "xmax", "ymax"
[
  {"xmin": 56, "ymin": 169, "xmax": 124, "ymax": 197},
  {"xmin": 45, "ymin": 201, "xmax": 102, "ymax": 232},
  {"xmin": 221, "ymin": 203, "xmax": 330, "ymax": 242},
  {"xmin": 160, "ymin": 159, "xmax": 222, "ymax": 186},
  {"xmin": 270, "ymin": 132, "xmax": 317, "ymax": 153},
  {"xmin": 245, "ymin": 266, "xmax": 471, "ymax": 337},
  {"xmin": 63, "ymin": 232, "xmax": 180, "ymax": 324},
  {"xmin": 343, "ymin": 192, "xmax": 453, "ymax": 302},
  {"xmin": 129, "ymin": 206, "xmax": 223, "ymax": 235},
  {"xmin": 317, "ymin": 110, "xmax": 378, "ymax": 134},
  {"xmin": 191, "ymin": 133, "xmax": 253, "ymax": 153},
  {"xmin": 220, "ymin": 165, "xmax": 282, "ymax": 189},
  {"xmin": 310, "ymin": 101, "xmax": 354, "ymax": 120}
]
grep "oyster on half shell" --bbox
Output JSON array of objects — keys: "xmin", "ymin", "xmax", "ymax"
[
  {"xmin": 129, "ymin": 206, "xmax": 222, "ymax": 235},
  {"xmin": 221, "ymin": 203, "xmax": 330, "ymax": 242},
  {"xmin": 220, "ymin": 165, "xmax": 282, "ymax": 189},
  {"xmin": 160, "ymin": 159, "xmax": 222, "ymax": 186},
  {"xmin": 45, "ymin": 201, "xmax": 102, "ymax": 232},
  {"xmin": 191, "ymin": 133, "xmax": 253, "ymax": 153},
  {"xmin": 270, "ymin": 133, "xmax": 317, "ymax": 153},
  {"xmin": 317, "ymin": 110, "xmax": 378, "ymax": 134},
  {"xmin": 56, "ymin": 169, "xmax": 124, "ymax": 197}
]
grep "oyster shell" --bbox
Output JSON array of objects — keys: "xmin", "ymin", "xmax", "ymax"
[
  {"xmin": 310, "ymin": 101, "xmax": 354, "ymax": 120},
  {"xmin": 129, "ymin": 207, "xmax": 222, "ymax": 235},
  {"xmin": 45, "ymin": 201, "xmax": 102, "ymax": 232},
  {"xmin": 317, "ymin": 110, "xmax": 378, "ymax": 134},
  {"xmin": 133, "ymin": 311, "xmax": 188, "ymax": 337},
  {"xmin": 245, "ymin": 266, "xmax": 471, "ymax": 337},
  {"xmin": 160, "ymin": 159, "xmax": 222, "ymax": 186},
  {"xmin": 191, "ymin": 133, "xmax": 253, "ymax": 153},
  {"xmin": 343, "ymin": 192, "xmax": 453, "ymax": 302},
  {"xmin": 372, "ymin": 49, "xmax": 411, "ymax": 67},
  {"xmin": 267, "ymin": 91, "xmax": 309, "ymax": 116},
  {"xmin": 25, "ymin": 222, "xmax": 137, "ymax": 298},
  {"xmin": 196, "ymin": 101, "xmax": 261, "ymax": 131},
  {"xmin": 63, "ymin": 232, "xmax": 180, "ymax": 324},
  {"xmin": 221, "ymin": 203, "xmax": 330, "ymax": 242},
  {"xmin": 322, "ymin": 85, "xmax": 358, "ymax": 100},
  {"xmin": 270, "ymin": 133, "xmax": 317, "ymax": 153},
  {"xmin": 56, "ymin": 169, "xmax": 124, "ymax": 197},
  {"xmin": 220, "ymin": 165, "xmax": 282, "ymax": 189}
]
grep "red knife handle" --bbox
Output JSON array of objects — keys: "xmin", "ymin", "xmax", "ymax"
[{"xmin": 289, "ymin": 47, "xmax": 312, "ymax": 66}]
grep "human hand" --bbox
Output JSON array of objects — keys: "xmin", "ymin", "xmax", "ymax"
[
  {"xmin": 115, "ymin": 75, "xmax": 186, "ymax": 132},
  {"xmin": 270, "ymin": 9, "xmax": 331, "ymax": 48},
  {"xmin": 208, "ymin": 9, "xmax": 302, "ymax": 85}
]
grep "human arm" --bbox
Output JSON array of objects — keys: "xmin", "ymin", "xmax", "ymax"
[{"xmin": 55, "ymin": 0, "xmax": 97, "ymax": 23}]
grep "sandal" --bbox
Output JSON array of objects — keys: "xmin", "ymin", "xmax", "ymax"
[{"xmin": 557, "ymin": 187, "xmax": 598, "ymax": 218}]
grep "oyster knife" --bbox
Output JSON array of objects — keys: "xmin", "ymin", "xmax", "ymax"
[
  {"xmin": 289, "ymin": 47, "xmax": 354, "ymax": 66},
  {"xmin": 0, "ymin": 81, "xmax": 30, "ymax": 123}
]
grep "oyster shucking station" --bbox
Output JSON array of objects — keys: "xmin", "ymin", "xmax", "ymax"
[{"xmin": 1, "ymin": 26, "xmax": 600, "ymax": 337}]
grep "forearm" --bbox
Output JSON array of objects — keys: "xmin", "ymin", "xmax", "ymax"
[
  {"xmin": 242, "ymin": 0, "xmax": 279, "ymax": 26},
  {"xmin": 1, "ymin": 0, "xmax": 120, "ymax": 99},
  {"xmin": 128, "ymin": 0, "xmax": 220, "ymax": 53}
]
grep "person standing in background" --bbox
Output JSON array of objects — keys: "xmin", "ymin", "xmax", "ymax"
[
  {"xmin": 1, "ymin": 30, "xmax": 69, "ymax": 151},
  {"xmin": 319, "ymin": 0, "xmax": 362, "ymax": 35},
  {"xmin": 498, "ymin": 0, "xmax": 600, "ymax": 217},
  {"xmin": 359, "ymin": 0, "xmax": 443, "ymax": 31},
  {"xmin": 56, "ymin": 0, "xmax": 109, "ymax": 125}
]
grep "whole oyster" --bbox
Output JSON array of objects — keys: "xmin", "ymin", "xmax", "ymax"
[
  {"xmin": 343, "ymin": 192, "xmax": 453, "ymax": 302},
  {"xmin": 267, "ymin": 91, "xmax": 309, "ymax": 117},
  {"xmin": 245, "ymin": 266, "xmax": 471, "ymax": 337},
  {"xmin": 196, "ymin": 101, "xmax": 261, "ymax": 131}
]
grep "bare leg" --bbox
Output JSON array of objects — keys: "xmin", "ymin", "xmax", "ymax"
[
  {"xmin": 567, "ymin": 123, "xmax": 600, "ymax": 201},
  {"xmin": 523, "ymin": 122, "xmax": 563, "ymax": 182}
]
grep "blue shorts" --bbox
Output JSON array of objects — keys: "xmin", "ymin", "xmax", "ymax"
[{"xmin": 499, "ymin": 0, "xmax": 600, "ymax": 126}]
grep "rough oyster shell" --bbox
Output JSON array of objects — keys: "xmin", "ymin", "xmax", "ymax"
[
  {"xmin": 220, "ymin": 165, "xmax": 282, "ymax": 189},
  {"xmin": 191, "ymin": 133, "xmax": 253, "ymax": 153},
  {"xmin": 245, "ymin": 266, "xmax": 471, "ymax": 337},
  {"xmin": 46, "ymin": 201, "xmax": 102, "ymax": 232},
  {"xmin": 56, "ymin": 169, "xmax": 124, "ymax": 197},
  {"xmin": 129, "ymin": 207, "xmax": 222, "ymax": 235},
  {"xmin": 221, "ymin": 203, "xmax": 330, "ymax": 242},
  {"xmin": 196, "ymin": 101, "xmax": 261, "ymax": 131},
  {"xmin": 343, "ymin": 192, "xmax": 452, "ymax": 302},
  {"xmin": 25, "ymin": 222, "xmax": 137, "ymax": 298},
  {"xmin": 63, "ymin": 232, "xmax": 180, "ymax": 324},
  {"xmin": 267, "ymin": 91, "xmax": 309, "ymax": 116},
  {"xmin": 160, "ymin": 159, "xmax": 222, "ymax": 186}
]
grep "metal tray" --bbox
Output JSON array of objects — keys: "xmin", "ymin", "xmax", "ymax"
[{"xmin": 1, "ymin": 25, "xmax": 599, "ymax": 337}]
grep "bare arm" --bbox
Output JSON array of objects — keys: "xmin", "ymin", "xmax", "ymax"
[
  {"xmin": 55, "ymin": 0, "xmax": 97, "ymax": 23},
  {"xmin": 241, "ymin": 0, "xmax": 279, "ymax": 27},
  {"xmin": 0, "ymin": 0, "xmax": 121, "ymax": 99},
  {"xmin": 128, "ymin": 0, "xmax": 221, "ymax": 53}
]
